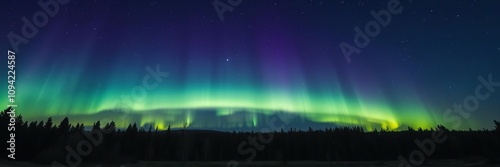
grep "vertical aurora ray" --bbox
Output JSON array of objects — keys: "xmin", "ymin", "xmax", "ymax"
[
  {"xmin": 3, "ymin": 0, "xmax": 497, "ymax": 131},
  {"xmin": 8, "ymin": 51, "xmax": 440, "ymax": 130}
]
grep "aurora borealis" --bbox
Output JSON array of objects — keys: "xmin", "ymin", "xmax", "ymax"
[{"xmin": 2, "ymin": 0, "xmax": 500, "ymax": 131}]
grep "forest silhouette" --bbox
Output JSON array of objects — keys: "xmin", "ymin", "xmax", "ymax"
[{"xmin": 1, "ymin": 107, "xmax": 499, "ymax": 165}]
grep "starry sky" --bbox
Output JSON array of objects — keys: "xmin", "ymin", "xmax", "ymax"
[{"xmin": 2, "ymin": 0, "xmax": 500, "ymax": 131}]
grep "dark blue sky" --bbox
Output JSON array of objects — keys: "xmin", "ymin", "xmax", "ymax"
[{"xmin": 2, "ymin": 0, "xmax": 500, "ymax": 130}]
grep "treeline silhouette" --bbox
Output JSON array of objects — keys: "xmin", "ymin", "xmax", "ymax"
[{"xmin": 1, "ymin": 107, "xmax": 499, "ymax": 165}]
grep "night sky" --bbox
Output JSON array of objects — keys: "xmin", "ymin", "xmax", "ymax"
[{"xmin": 2, "ymin": 0, "xmax": 500, "ymax": 131}]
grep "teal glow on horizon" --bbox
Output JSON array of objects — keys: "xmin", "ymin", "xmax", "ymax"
[
  {"xmin": 3, "ymin": 0, "xmax": 499, "ymax": 131},
  {"xmin": 8, "ymin": 63, "xmax": 437, "ymax": 131}
]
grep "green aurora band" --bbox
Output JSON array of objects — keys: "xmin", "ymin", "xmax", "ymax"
[{"xmin": 6, "ymin": 59, "xmax": 437, "ymax": 131}]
